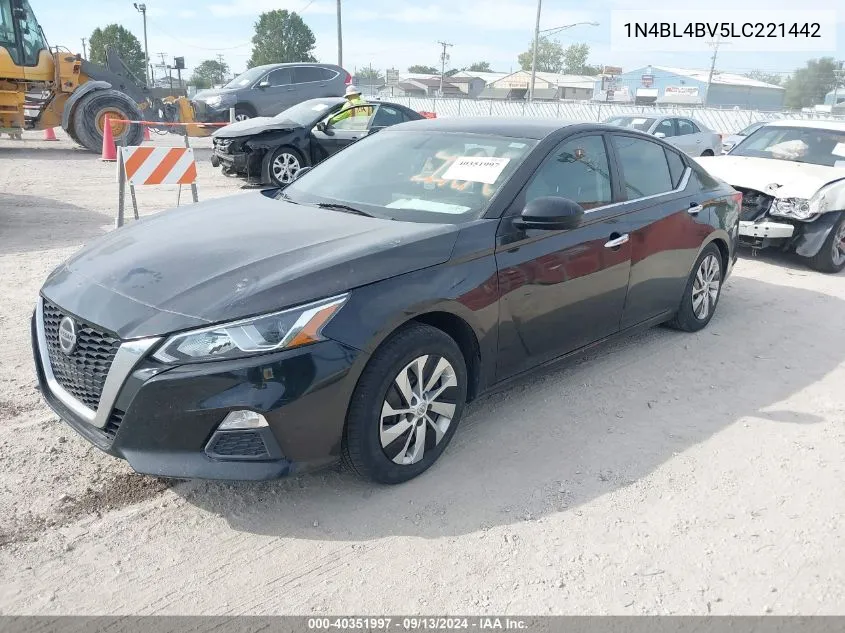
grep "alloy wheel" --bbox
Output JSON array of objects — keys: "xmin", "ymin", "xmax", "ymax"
[
  {"xmin": 379, "ymin": 355, "xmax": 458, "ymax": 466},
  {"xmin": 271, "ymin": 152, "xmax": 301, "ymax": 184},
  {"xmin": 691, "ymin": 253, "xmax": 721, "ymax": 320},
  {"xmin": 832, "ymin": 221, "xmax": 845, "ymax": 267}
]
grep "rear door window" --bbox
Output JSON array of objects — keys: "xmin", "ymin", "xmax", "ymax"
[
  {"xmin": 677, "ymin": 119, "xmax": 700, "ymax": 135},
  {"xmin": 294, "ymin": 66, "xmax": 324, "ymax": 83},
  {"xmin": 371, "ymin": 106, "xmax": 406, "ymax": 128},
  {"xmin": 612, "ymin": 135, "xmax": 674, "ymax": 199}
]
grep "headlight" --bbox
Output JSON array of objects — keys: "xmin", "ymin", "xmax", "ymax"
[
  {"xmin": 152, "ymin": 295, "xmax": 347, "ymax": 363},
  {"xmin": 770, "ymin": 196, "xmax": 828, "ymax": 221},
  {"xmin": 204, "ymin": 95, "xmax": 223, "ymax": 108}
]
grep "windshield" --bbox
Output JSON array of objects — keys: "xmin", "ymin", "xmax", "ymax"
[
  {"xmin": 223, "ymin": 67, "xmax": 267, "ymax": 89},
  {"xmin": 731, "ymin": 126, "xmax": 845, "ymax": 167},
  {"xmin": 738, "ymin": 121, "xmax": 766, "ymax": 136},
  {"xmin": 273, "ymin": 100, "xmax": 339, "ymax": 126},
  {"xmin": 605, "ymin": 116, "xmax": 655, "ymax": 132},
  {"xmin": 283, "ymin": 130, "xmax": 538, "ymax": 223}
]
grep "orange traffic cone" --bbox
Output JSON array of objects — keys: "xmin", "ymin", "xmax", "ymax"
[
  {"xmin": 43, "ymin": 127, "xmax": 58, "ymax": 141},
  {"xmin": 100, "ymin": 114, "xmax": 117, "ymax": 162},
  {"xmin": 143, "ymin": 126, "xmax": 151, "ymax": 141}
]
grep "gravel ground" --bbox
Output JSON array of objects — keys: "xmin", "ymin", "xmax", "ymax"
[{"xmin": 0, "ymin": 130, "xmax": 843, "ymax": 615}]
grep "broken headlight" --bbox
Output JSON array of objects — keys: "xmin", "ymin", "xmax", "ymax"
[
  {"xmin": 769, "ymin": 196, "xmax": 827, "ymax": 221},
  {"xmin": 152, "ymin": 295, "xmax": 348, "ymax": 363}
]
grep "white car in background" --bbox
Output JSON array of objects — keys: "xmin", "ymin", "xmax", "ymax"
[
  {"xmin": 604, "ymin": 115, "xmax": 722, "ymax": 157},
  {"xmin": 697, "ymin": 120, "xmax": 845, "ymax": 273},
  {"xmin": 721, "ymin": 121, "xmax": 768, "ymax": 154}
]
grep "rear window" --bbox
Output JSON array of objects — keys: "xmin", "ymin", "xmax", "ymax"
[{"xmin": 294, "ymin": 67, "xmax": 325, "ymax": 83}]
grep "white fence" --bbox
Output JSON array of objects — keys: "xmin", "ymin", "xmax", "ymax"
[{"xmin": 393, "ymin": 97, "xmax": 844, "ymax": 135}]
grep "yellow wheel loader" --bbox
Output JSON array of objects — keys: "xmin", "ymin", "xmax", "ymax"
[{"xmin": 0, "ymin": 0, "xmax": 209, "ymax": 151}]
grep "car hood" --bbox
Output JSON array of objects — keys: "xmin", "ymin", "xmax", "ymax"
[
  {"xmin": 41, "ymin": 193, "xmax": 459, "ymax": 339},
  {"xmin": 695, "ymin": 155, "xmax": 845, "ymax": 198},
  {"xmin": 213, "ymin": 117, "xmax": 300, "ymax": 139},
  {"xmin": 192, "ymin": 88, "xmax": 236, "ymax": 101}
]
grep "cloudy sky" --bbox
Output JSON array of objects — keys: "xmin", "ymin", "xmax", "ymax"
[{"xmin": 33, "ymin": 0, "xmax": 844, "ymax": 80}]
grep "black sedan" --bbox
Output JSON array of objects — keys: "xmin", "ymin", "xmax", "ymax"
[
  {"xmin": 33, "ymin": 118, "xmax": 740, "ymax": 484},
  {"xmin": 210, "ymin": 97, "xmax": 423, "ymax": 186}
]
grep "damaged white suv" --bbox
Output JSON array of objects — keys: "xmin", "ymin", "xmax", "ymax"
[{"xmin": 697, "ymin": 120, "xmax": 845, "ymax": 273}]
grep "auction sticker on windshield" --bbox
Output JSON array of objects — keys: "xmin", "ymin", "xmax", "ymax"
[{"xmin": 442, "ymin": 157, "xmax": 511, "ymax": 184}]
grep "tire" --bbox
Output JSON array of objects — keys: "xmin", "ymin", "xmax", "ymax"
[
  {"xmin": 667, "ymin": 243, "xmax": 724, "ymax": 332},
  {"xmin": 342, "ymin": 323, "xmax": 468, "ymax": 484},
  {"xmin": 263, "ymin": 145, "xmax": 305, "ymax": 186},
  {"xmin": 71, "ymin": 89, "xmax": 144, "ymax": 152},
  {"xmin": 700, "ymin": 149, "xmax": 714, "ymax": 156},
  {"xmin": 806, "ymin": 213, "xmax": 845, "ymax": 274},
  {"xmin": 233, "ymin": 105, "xmax": 255, "ymax": 122}
]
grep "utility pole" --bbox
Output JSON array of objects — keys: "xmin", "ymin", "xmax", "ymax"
[
  {"xmin": 529, "ymin": 0, "xmax": 542, "ymax": 101},
  {"xmin": 80, "ymin": 38, "xmax": 87, "ymax": 59},
  {"xmin": 833, "ymin": 60, "xmax": 844, "ymax": 111},
  {"xmin": 337, "ymin": 0, "xmax": 343, "ymax": 68},
  {"xmin": 438, "ymin": 41, "xmax": 453, "ymax": 97},
  {"xmin": 133, "ymin": 3, "xmax": 150, "ymax": 86},
  {"xmin": 704, "ymin": 38, "xmax": 721, "ymax": 107}
]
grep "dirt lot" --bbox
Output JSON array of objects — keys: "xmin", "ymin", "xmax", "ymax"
[{"xmin": 0, "ymin": 130, "xmax": 843, "ymax": 615}]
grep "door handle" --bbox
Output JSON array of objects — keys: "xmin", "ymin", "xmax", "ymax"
[
  {"xmin": 604, "ymin": 233, "xmax": 630, "ymax": 249},
  {"xmin": 688, "ymin": 203, "xmax": 704, "ymax": 215}
]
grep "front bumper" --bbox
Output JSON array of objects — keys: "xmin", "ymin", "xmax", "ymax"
[
  {"xmin": 212, "ymin": 148, "xmax": 248, "ymax": 172},
  {"xmin": 739, "ymin": 220, "xmax": 795, "ymax": 239},
  {"xmin": 32, "ymin": 300, "xmax": 365, "ymax": 481}
]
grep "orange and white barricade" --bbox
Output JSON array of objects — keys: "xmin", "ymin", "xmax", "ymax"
[{"xmin": 116, "ymin": 143, "xmax": 199, "ymax": 227}]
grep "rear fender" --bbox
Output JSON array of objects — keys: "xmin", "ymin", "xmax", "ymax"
[
  {"xmin": 794, "ymin": 210, "xmax": 844, "ymax": 257},
  {"xmin": 60, "ymin": 81, "xmax": 111, "ymax": 131}
]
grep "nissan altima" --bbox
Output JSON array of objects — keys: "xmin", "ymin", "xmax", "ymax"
[{"xmin": 33, "ymin": 118, "xmax": 740, "ymax": 484}]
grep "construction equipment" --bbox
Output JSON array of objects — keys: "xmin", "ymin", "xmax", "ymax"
[{"xmin": 0, "ymin": 0, "xmax": 208, "ymax": 151}]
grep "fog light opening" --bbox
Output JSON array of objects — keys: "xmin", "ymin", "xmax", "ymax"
[{"xmin": 219, "ymin": 410, "xmax": 269, "ymax": 430}]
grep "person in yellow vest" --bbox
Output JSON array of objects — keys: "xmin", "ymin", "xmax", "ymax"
[{"xmin": 329, "ymin": 85, "xmax": 371, "ymax": 125}]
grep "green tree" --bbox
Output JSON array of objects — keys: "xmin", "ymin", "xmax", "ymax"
[
  {"xmin": 408, "ymin": 65, "xmax": 439, "ymax": 74},
  {"xmin": 190, "ymin": 59, "xmax": 230, "ymax": 89},
  {"xmin": 89, "ymin": 24, "xmax": 146, "ymax": 81},
  {"xmin": 743, "ymin": 70, "xmax": 782, "ymax": 86},
  {"xmin": 247, "ymin": 10, "xmax": 316, "ymax": 68},
  {"xmin": 357, "ymin": 67, "xmax": 382, "ymax": 80},
  {"xmin": 784, "ymin": 57, "xmax": 840, "ymax": 108},
  {"xmin": 466, "ymin": 61, "xmax": 493, "ymax": 72},
  {"xmin": 562, "ymin": 43, "xmax": 589, "ymax": 74},
  {"xmin": 518, "ymin": 37, "xmax": 564, "ymax": 74}
]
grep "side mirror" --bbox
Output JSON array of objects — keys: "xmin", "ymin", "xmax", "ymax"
[
  {"xmin": 258, "ymin": 80, "xmax": 270, "ymax": 89},
  {"xmin": 315, "ymin": 120, "xmax": 327, "ymax": 132},
  {"xmin": 293, "ymin": 166, "xmax": 312, "ymax": 181},
  {"xmin": 654, "ymin": 131, "xmax": 666, "ymax": 138},
  {"xmin": 513, "ymin": 197, "xmax": 584, "ymax": 231}
]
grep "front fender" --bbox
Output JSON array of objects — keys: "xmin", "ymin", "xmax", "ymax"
[
  {"xmin": 61, "ymin": 81, "xmax": 111, "ymax": 131},
  {"xmin": 794, "ymin": 211, "xmax": 844, "ymax": 257}
]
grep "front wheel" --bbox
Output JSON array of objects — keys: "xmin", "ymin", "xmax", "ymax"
[
  {"xmin": 667, "ymin": 243, "xmax": 724, "ymax": 332},
  {"xmin": 263, "ymin": 146, "xmax": 304, "ymax": 186},
  {"xmin": 342, "ymin": 323, "xmax": 468, "ymax": 484},
  {"xmin": 806, "ymin": 213, "xmax": 845, "ymax": 274}
]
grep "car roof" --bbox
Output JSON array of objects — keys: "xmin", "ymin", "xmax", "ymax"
[
  {"xmin": 252, "ymin": 62, "xmax": 340, "ymax": 71},
  {"xmin": 386, "ymin": 117, "xmax": 578, "ymax": 139},
  {"xmin": 761, "ymin": 119, "xmax": 845, "ymax": 132}
]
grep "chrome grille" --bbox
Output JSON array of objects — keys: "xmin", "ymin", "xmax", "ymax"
[{"xmin": 42, "ymin": 300, "xmax": 121, "ymax": 410}]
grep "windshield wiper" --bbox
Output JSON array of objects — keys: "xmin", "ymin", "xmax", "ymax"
[{"xmin": 316, "ymin": 202, "xmax": 375, "ymax": 217}]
